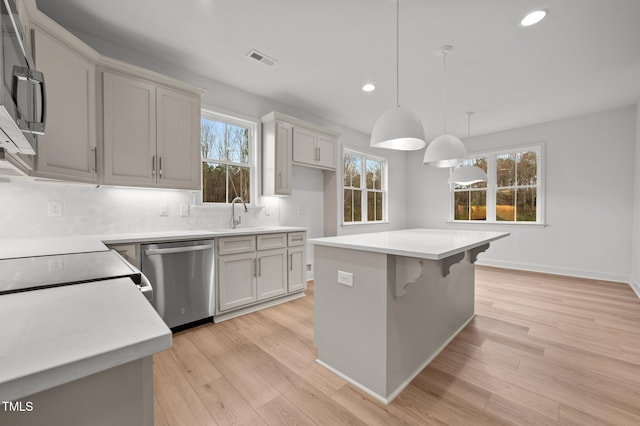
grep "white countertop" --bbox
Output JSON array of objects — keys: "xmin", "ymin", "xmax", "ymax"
[
  {"xmin": 0, "ymin": 226, "xmax": 307, "ymax": 260},
  {"xmin": 0, "ymin": 236, "xmax": 108, "ymax": 259},
  {"xmin": 310, "ymin": 228, "xmax": 509, "ymax": 260},
  {"xmin": 97, "ymin": 226, "xmax": 306, "ymax": 245},
  {"xmin": 0, "ymin": 278, "xmax": 171, "ymax": 401}
]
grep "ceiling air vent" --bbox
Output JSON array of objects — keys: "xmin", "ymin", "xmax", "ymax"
[{"xmin": 246, "ymin": 49, "xmax": 277, "ymax": 66}]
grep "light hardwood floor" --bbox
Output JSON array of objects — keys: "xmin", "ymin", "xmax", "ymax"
[{"xmin": 153, "ymin": 266, "xmax": 640, "ymax": 425}]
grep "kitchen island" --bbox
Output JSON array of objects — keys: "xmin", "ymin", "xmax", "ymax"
[{"xmin": 310, "ymin": 228, "xmax": 508, "ymax": 404}]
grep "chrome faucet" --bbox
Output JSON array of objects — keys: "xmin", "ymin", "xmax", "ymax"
[{"xmin": 231, "ymin": 196, "xmax": 247, "ymax": 229}]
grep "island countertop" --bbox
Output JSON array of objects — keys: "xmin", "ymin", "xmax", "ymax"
[{"xmin": 310, "ymin": 228, "xmax": 509, "ymax": 260}]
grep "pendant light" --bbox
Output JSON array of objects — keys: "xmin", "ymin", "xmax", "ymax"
[
  {"xmin": 448, "ymin": 112, "xmax": 488, "ymax": 185},
  {"xmin": 370, "ymin": 0, "xmax": 425, "ymax": 151},
  {"xmin": 423, "ymin": 46, "xmax": 467, "ymax": 167}
]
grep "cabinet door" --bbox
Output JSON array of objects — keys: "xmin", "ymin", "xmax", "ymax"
[
  {"xmin": 156, "ymin": 87, "xmax": 201, "ymax": 190},
  {"xmin": 103, "ymin": 71, "xmax": 157, "ymax": 186},
  {"xmin": 33, "ymin": 28, "xmax": 97, "ymax": 182},
  {"xmin": 292, "ymin": 127, "xmax": 317, "ymax": 166},
  {"xmin": 218, "ymin": 252, "xmax": 257, "ymax": 312},
  {"xmin": 257, "ymin": 248, "xmax": 287, "ymax": 300},
  {"xmin": 275, "ymin": 122, "xmax": 293, "ymax": 195},
  {"xmin": 288, "ymin": 246, "xmax": 306, "ymax": 292},
  {"xmin": 316, "ymin": 134, "xmax": 337, "ymax": 170}
]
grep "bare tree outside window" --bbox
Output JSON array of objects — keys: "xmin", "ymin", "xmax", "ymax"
[
  {"xmin": 201, "ymin": 114, "xmax": 252, "ymax": 203},
  {"xmin": 343, "ymin": 150, "xmax": 386, "ymax": 224}
]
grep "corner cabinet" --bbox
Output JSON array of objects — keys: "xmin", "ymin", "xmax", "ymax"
[
  {"xmin": 101, "ymin": 62, "xmax": 205, "ymax": 190},
  {"xmin": 216, "ymin": 232, "xmax": 306, "ymax": 316},
  {"xmin": 261, "ymin": 119, "xmax": 293, "ymax": 196},
  {"xmin": 30, "ymin": 22, "xmax": 100, "ymax": 183},
  {"xmin": 261, "ymin": 112, "xmax": 339, "ymax": 196}
]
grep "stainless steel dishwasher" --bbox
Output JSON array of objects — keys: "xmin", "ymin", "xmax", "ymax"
[{"xmin": 141, "ymin": 239, "xmax": 215, "ymax": 330}]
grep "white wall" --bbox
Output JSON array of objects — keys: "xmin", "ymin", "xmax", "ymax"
[
  {"xmin": 408, "ymin": 106, "xmax": 637, "ymax": 283},
  {"xmin": 631, "ymin": 102, "xmax": 640, "ymax": 295}
]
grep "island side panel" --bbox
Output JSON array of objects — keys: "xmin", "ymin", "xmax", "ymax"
[
  {"xmin": 386, "ymin": 255, "xmax": 476, "ymax": 397},
  {"xmin": 314, "ymin": 245, "xmax": 389, "ymax": 398}
]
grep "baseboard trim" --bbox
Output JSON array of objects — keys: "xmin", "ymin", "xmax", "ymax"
[
  {"xmin": 213, "ymin": 291, "xmax": 305, "ymax": 323},
  {"xmin": 316, "ymin": 313, "xmax": 475, "ymax": 405},
  {"xmin": 630, "ymin": 280, "xmax": 640, "ymax": 299},
  {"xmin": 477, "ymin": 258, "xmax": 628, "ymax": 284}
]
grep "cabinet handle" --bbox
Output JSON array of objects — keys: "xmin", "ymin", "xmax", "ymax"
[
  {"xmin": 257, "ymin": 258, "xmax": 261, "ymax": 277},
  {"xmin": 315, "ymin": 147, "xmax": 319, "ymax": 161},
  {"xmin": 278, "ymin": 172, "xmax": 282, "ymax": 189},
  {"xmin": 152, "ymin": 155, "xmax": 156, "ymax": 177},
  {"xmin": 253, "ymin": 259, "xmax": 257, "ymax": 278},
  {"xmin": 291, "ymin": 236, "xmax": 304, "ymax": 242},
  {"xmin": 289, "ymin": 253, "xmax": 293, "ymax": 271},
  {"xmin": 159, "ymin": 156, "xmax": 163, "ymax": 179},
  {"xmin": 91, "ymin": 147, "xmax": 97, "ymax": 173}
]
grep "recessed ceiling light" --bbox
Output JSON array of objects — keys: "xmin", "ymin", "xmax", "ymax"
[
  {"xmin": 520, "ymin": 9, "xmax": 547, "ymax": 26},
  {"xmin": 362, "ymin": 83, "xmax": 376, "ymax": 92}
]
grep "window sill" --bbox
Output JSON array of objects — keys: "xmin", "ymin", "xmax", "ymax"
[
  {"xmin": 446, "ymin": 220, "xmax": 547, "ymax": 227},
  {"xmin": 342, "ymin": 221, "xmax": 390, "ymax": 227}
]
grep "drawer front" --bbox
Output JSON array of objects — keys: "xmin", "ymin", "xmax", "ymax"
[
  {"xmin": 287, "ymin": 232, "xmax": 306, "ymax": 247},
  {"xmin": 257, "ymin": 233, "xmax": 287, "ymax": 251},
  {"xmin": 217, "ymin": 235, "xmax": 256, "ymax": 255}
]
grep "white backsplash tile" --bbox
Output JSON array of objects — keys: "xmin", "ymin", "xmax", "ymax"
[{"xmin": 0, "ymin": 178, "xmax": 279, "ymax": 238}]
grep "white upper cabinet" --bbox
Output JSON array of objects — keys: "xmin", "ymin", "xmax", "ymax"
[
  {"xmin": 102, "ymin": 64, "xmax": 204, "ymax": 190},
  {"xmin": 31, "ymin": 24, "xmax": 99, "ymax": 183},
  {"xmin": 155, "ymin": 87, "xmax": 201, "ymax": 189},
  {"xmin": 292, "ymin": 127, "xmax": 337, "ymax": 170},
  {"xmin": 261, "ymin": 117, "xmax": 293, "ymax": 196},
  {"xmin": 102, "ymin": 71, "xmax": 156, "ymax": 187},
  {"xmin": 261, "ymin": 112, "xmax": 339, "ymax": 196}
]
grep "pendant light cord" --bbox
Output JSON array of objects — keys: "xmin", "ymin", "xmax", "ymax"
[
  {"xmin": 442, "ymin": 49, "xmax": 448, "ymax": 134},
  {"xmin": 395, "ymin": 0, "xmax": 400, "ymax": 107}
]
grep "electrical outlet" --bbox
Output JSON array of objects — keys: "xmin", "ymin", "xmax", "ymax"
[
  {"xmin": 306, "ymin": 263, "xmax": 312, "ymax": 272},
  {"xmin": 338, "ymin": 270, "xmax": 353, "ymax": 287},
  {"xmin": 47, "ymin": 202, "xmax": 63, "ymax": 217},
  {"xmin": 264, "ymin": 207, "xmax": 272, "ymax": 216},
  {"xmin": 297, "ymin": 206, "xmax": 304, "ymax": 215},
  {"xmin": 179, "ymin": 204, "xmax": 189, "ymax": 217},
  {"xmin": 159, "ymin": 203, "xmax": 168, "ymax": 216}
]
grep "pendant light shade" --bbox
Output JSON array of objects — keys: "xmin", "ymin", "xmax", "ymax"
[
  {"xmin": 423, "ymin": 46, "xmax": 466, "ymax": 167},
  {"xmin": 448, "ymin": 164, "xmax": 487, "ymax": 185},
  {"xmin": 370, "ymin": 0, "xmax": 425, "ymax": 151},
  {"xmin": 449, "ymin": 111, "xmax": 488, "ymax": 185},
  {"xmin": 423, "ymin": 134, "xmax": 467, "ymax": 167},
  {"xmin": 371, "ymin": 106, "xmax": 426, "ymax": 150}
]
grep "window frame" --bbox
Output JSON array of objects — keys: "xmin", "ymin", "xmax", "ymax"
[
  {"xmin": 200, "ymin": 107, "xmax": 259, "ymax": 205},
  {"xmin": 342, "ymin": 147, "xmax": 388, "ymax": 225},
  {"xmin": 450, "ymin": 143, "xmax": 545, "ymax": 225}
]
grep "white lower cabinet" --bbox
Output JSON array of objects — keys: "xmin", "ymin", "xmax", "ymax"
[
  {"xmin": 218, "ymin": 252, "xmax": 257, "ymax": 311},
  {"xmin": 216, "ymin": 232, "xmax": 306, "ymax": 314},
  {"xmin": 257, "ymin": 249, "xmax": 287, "ymax": 300},
  {"xmin": 288, "ymin": 246, "xmax": 306, "ymax": 292}
]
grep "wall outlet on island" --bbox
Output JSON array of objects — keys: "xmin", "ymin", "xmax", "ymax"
[
  {"xmin": 47, "ymin": 202, "xmax": 63, "ymax": 217},
  {"xmin": 159, "ymin": 203, "xmax": 168, "ymax": 217},
  {"xmin": 179, "ymin": 204, "xmax": 189, "ymax": 217},
  {"xmin": 338, "ymin": 270, "xmax": 353, "ymax": 287}
]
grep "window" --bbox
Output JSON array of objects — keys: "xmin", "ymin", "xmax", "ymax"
[
  {"xmin": 453, "ymin": 157, "xmax": 488, "ymax": 221},
  {"xmin": 200, "ymin": 110, "xmax": 255, "ymax": 203},
  {"xmin": 451, "ymin": 145, "xmax": 544, "ymax": 224},
  {"xmin": 343, "ymin": 149, "xmax": 386, "ymax": 223}
]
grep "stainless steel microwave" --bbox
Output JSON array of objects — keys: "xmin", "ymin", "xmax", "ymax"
[{"xmin": 0, "ymin": 0, "xmax": 45, "ymax": 155}]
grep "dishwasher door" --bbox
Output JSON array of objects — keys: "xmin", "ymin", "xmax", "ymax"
[{"xmin": 141, "ymin": 239, "xmax": 215, "ymax": 329}]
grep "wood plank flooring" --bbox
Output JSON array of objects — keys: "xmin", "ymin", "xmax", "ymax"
[{"xmin": 153, "ymin": 267, "xmax": 640, "ymax": 425}]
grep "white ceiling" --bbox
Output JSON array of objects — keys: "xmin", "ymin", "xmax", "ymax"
[{"xmin": 36, "ymin": 0, "xmax": 640, "ymax": 139}]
